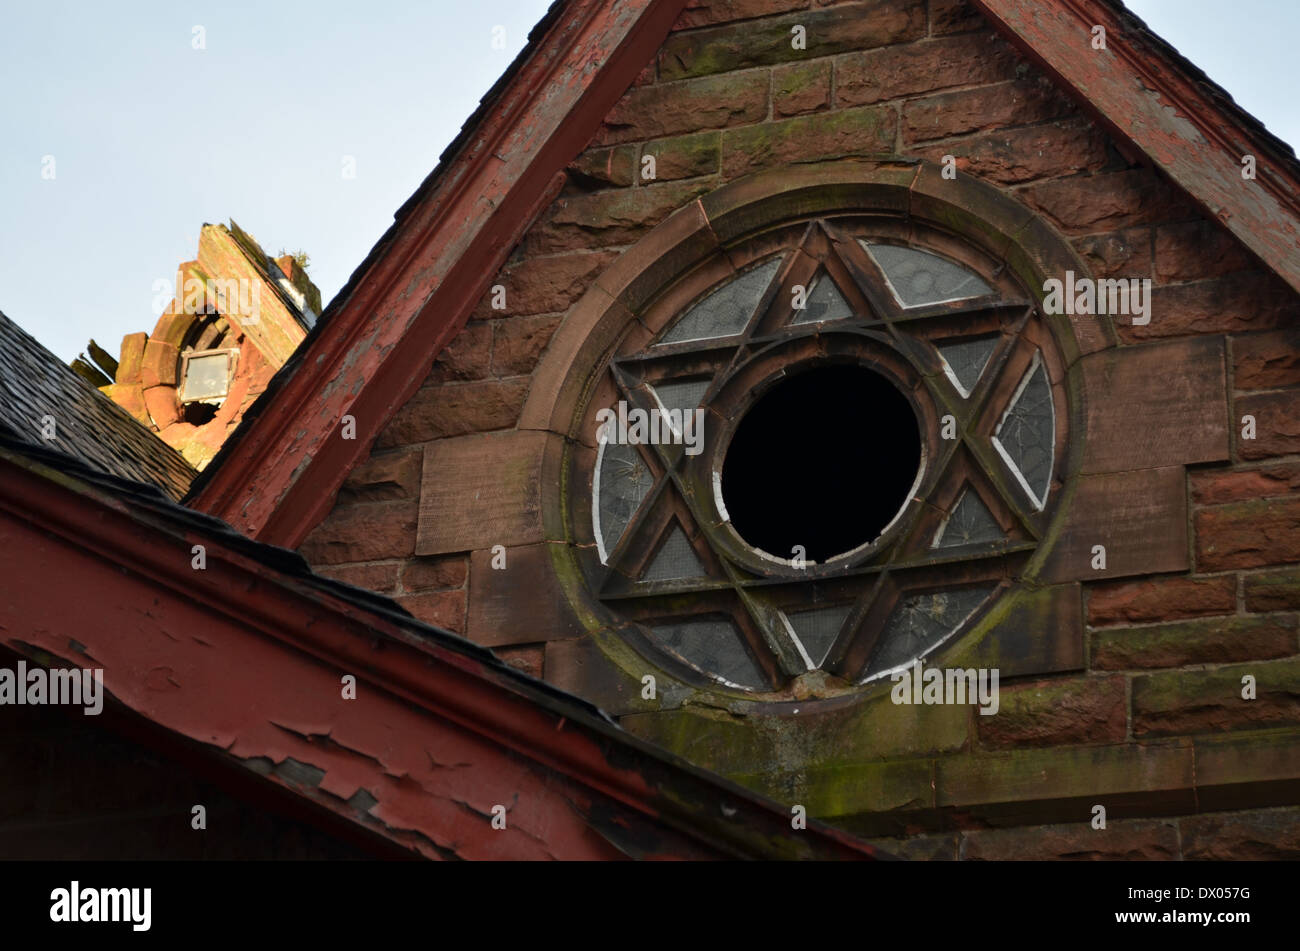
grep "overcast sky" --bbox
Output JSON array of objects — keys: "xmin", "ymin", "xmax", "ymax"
[{"xmin": 1, "ymin": 0, "xmax": 1294, "ymax": 364}]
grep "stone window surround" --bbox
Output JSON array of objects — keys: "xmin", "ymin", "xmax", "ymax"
[{"xmin": 518, "ymin": 157, "xmax": 1112, "ymax": 715}]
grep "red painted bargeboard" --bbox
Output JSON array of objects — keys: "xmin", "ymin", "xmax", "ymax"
[{"xmin": 0, "ymin": 448, "xmax": 879, "ymax": 860}]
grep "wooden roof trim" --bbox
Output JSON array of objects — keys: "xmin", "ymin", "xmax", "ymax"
[{"xmin": 974, "ymin": 0, "xmax": 1300, "ymax": 291}]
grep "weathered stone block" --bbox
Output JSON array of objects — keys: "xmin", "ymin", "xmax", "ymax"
[
  {"xmin": 721, "ymin": 106, "xmax": 896, "ymax": 178},
  {"xmin": 1092, "ymin": 615, "xmax": 1296, "ymax": 670},
  {"xmin": 1088, "ymin": 575, "xmax": 1237, "ymax": 626},
  {"xmin": 976, "ymin": 675, "xmax": 1127, "ymax": 749},
  {"xmin": 1196, "ymin": 496, "xmax": 1300, "ymax": 571},
  {"xmin": 659, "ymin": 0, "xmax": 925, "ymax": 81}
]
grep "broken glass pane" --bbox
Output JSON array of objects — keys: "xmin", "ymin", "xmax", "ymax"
[
  {"xmin": 993, "ymin": 357, "xmax": 1055, "ymax": 508},
  {"xmin": 180, "ymin": 351, "xmax": 231, "ymax": 402},
  {"xmin": 933, "ymin": 489, "xmax": 1003, "ymax": 548},
  {"xmin": 936, "ymin": 336, "xmax": 997, "ymax": 397},
  {"xmin": 791, "ymin": 272, "xmax": 855, "ymax": 325},
  {"xmin": 866, "ymin": 587, "xmax": 994, "ymax": 677},
  {"xmin": 650, "ymin": 616, "xmax": 767, "ymax": 689},
  {"xmin": 657, "ymin": 257, "xmax": 782, "ymax": 345},
  {"xmin": 784, "ymin": 604, "xmax": 852, "ymax": 668},
  {"xmin": 641, "ymin": 525, "xmax": 707, "ymax": 582},
  {"xmin": 594, "ymin": 439, "xmax": 652, "ymax": 562},
  {"xmin": 862, "ymin": 242, "xmax": 993, "ymax": 308}
]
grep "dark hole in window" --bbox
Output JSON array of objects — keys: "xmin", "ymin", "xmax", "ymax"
[
  {"xmin": 721, "ymin": 364, "xmax": 921, "ymax": 562},
  {"xmin": 183, "ymin": 402, "xmax": 219, "ymax": 425}
]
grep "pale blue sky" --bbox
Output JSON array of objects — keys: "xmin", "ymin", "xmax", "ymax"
[{"xmin": 0, "ymin": 0, "xmax": 1294, "ymax": 363}]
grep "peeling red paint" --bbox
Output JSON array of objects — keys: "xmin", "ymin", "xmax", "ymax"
[{"xmin": 0, "ymin": 447, "xmax": 879, "ymax": 860}]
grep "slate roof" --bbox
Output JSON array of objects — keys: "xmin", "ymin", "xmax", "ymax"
[{"xmin": 0, "ymin": 310, "xmax": 195, "ymax": 500}]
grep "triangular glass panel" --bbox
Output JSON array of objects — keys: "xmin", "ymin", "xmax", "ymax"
[
  {"xmin": 650, "ymin": 616, "xmax": 767, "ymax": 690},
  {"xmin": 865, "ymin": 587, "xmax": 995, "ymax": 678},
  {"xmin": 657, "ymin": 257, "xmax": 782, "ymax": 345},
  {"xmin": 861, "ymin": 242, "xmax": 993, "ymax": 308},
  {"xmin": 936, "ymin": 336, "xmax": 997, "ymax": 397},
  {"xmin": 791, "ymin": 272, "xmax": 855, "ymax": 325},
  {"xmin": 593, "ymin": 439, "xmax": 652, "ymax": 564},
  {"xmin": 784, "ymin": 604, "xmax": 852, "ymax": 668},
  {"xmin": 651, "ymin": 378, "xmax": 711, "ymax": 417},
  {"xmin": 992, "ymin": 355, "xmax": 1055, "ymax": 509},
  {"xmin": 641, "ymin": 525, "xmax": 707, "ymax": 583},
  {"xmin": 933, "ymin": 489, "xmax": 1003, "ymax": 549}
]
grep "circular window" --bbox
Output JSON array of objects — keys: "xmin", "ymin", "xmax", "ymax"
[
  {"xmin": 720, "ymin": 364, "xmax": 921, "ymax": 563},
  {"xmin": 563, "ymin": 215, "xmax": 1069, "ymax": 698}
]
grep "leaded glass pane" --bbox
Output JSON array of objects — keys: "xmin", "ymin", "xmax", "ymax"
[
  {"xmin": 862, "ymin": 242, "xmax": 993, "ymax": 308},
  {"xmin": 650, "ymin": 617, "xmax": 767, "ymax": 689},
  {"xmin": 657, "ymin": 257, "xmax": 782, "ymax": 345},
  {"xmin": 791, "ymin": 272, "xmax": 855, "ymax": 325},
  {"xmin": 993, "ymin": 356, "xmax": 1055, "ymax": 508},
  {"xmin": 785, "ymin": 604, "xmax": 852, "ymax": 668},
  {"xmin": 642, "ymin": 526, "xmax": 707, "ymax": 582},
  {"xmin": 865, "ymin": 587, "xmax": 995, "ymax": 677},
  {"xmin": 933, "ymin": 489, "xmax": 1003, "ymax": 548},
  {"xmin": 593, "ymin": 439, "xmax": 651, "ymax": 562},
  {"xmin": 936, "ymin": 336, "xmax": 997, "ymax": 397},
  {"xmin": 651, "ymin": 378, "xmax": 711, "ymax": 416}
]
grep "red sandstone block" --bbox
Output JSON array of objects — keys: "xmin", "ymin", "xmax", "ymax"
[
  {"xmin": 596, "ymin": 72, "xmax": 768, "ymax": 145},
  {"xmin": 673, "ymin": 0, "xmax": 812, "ymax": 30},
  {"xmin": 115, "ymin": 332, "xmax": 148, "ymax": 383},
  {"xmin": 494, "ymin": 644, "xmax": 545, "ymax": 680},
  {"xmin": 524, "ymin": 181, "xmax": 715, "ymax": 255},
  {"xmin": 378, "ymin": 378, "xmax": 529, "ymax": 447},
  {"xmin": 1181, "ymin": 808, "xmax": 1300, "ymax": 860},
  {"xmin": 720, "ymin": 105, "xmax": 896, "ymax": 178},
  {"xmin": 400, "ymin": 555, "xmax": 469, "ymax": 592},
  {"xmin": 1019, "ymin": 168, "xmax": 1194, "ymax": 237},
  {"xmin": 962, "ymin": 819, "xmax": 1179, "ymax": 860},
  {"xmin": 902, "ymin": 77, "xmax": 1072, "ymax": 144},
  {"xmin": 1234, "ymin": 328, "xmax": 1300, "ymax": 390},
  {"xmin": 1154, "ymin": 220, "xmax": 1253, "ymax": 284},
  {"xmin": 299, "ymin": 500, "xmax": 418, "ymax": 566},
  {"xmin": 1237, "ymin": 390, "xmax": 1300, "ymax": 460},
  {"xmin": 314, "ymin": 562, "xmax": 400, "ymax": 594},
  {"xmin": 1092, "ymin": 615, "xmax": 1296, "ymax": 671},
  {"xmin": 1073, "ymin": 228, "xmax": 1153, "ymax": 281},
  {"xmin": 396, "ymin": 589, "xmax": 466, "ymax": 633},
  {"xmin": 1087, "ymin": 575, "xmax": 1237, "ymax": 626},
  {"xmin": 641, "ymin": 130, "xmax": 721, "ymax": 181},
  {"xmin": 427, "ymin": 322, "xmax": 492, "ymax": 382},
  {"xmin": 835, "ymin": 31, "xmax": 1019, "ymax": 106},
  {"xmin": 473, "ymin": 251, "xmax": 619, "ymax": 320},
  {"xmin": 569, "ymin": 146, "xmax": 636, "ymax": 187},
  {"xmin": 930, "ymin": 0, "xmax": 984, "ymax": 35},
  {"xmin": 912, "ymin": 119, "xmax": 1108, "ymax": 186},
  {"xmin": 142, "ymin": 385, "xmax": 180, "ymax": 429},
  {"xmin": 1197, "ymin": 496, "xmax": 1300, "ymax": 572},
  {"xmin": 1192, "ymin": 462, "xmax": 1300, "ymax": 506},
  {"xmin": 1123, "ymin": 271, "xmax": 1296, "ymax": 342},
  {"xmin": 1132, "ymin": 658, "xmax": 1300, "ymax": 737},
  {"xmin": 659, "ymin": 0, "xmax": 925, "ymax": 81},
  {"xmin": 772, "ymin": 59, "xmax": 831, "ymax": 117},
  {"xmin": 1243, "ymin": 568, "xmax": 1300, "ymax": 612},
  {"xmin": 976, "ymin": 676, "xmax": 1127, "ymax": 749},
  {"xmin": 339, "ymin": 448, "xmax": 423, "ymax": 503},
  {"xmin": 491, "ymin": 314, "xmax": 563, "ymax": 377}
]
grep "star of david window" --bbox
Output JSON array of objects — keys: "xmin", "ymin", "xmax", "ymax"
[{"xmin": 569, "ymin": 217, "xmax": 1067, "ymax": 696}]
